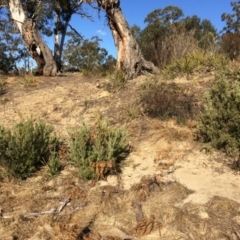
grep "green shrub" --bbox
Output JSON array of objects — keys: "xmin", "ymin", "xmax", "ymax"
[
  {"xmin": 68, "ymin": 117, "xmax": 129, "ymax": 180},
  {"xmin": 0, "ymin": 120, "xmax": 58, "ymax": 179},
  {"xmin": 162, "ymin": 50, "xmax": 228, "ymax": 79},
  {"xmin": 140, "ymin": 82, "xmax": 197, "ymax": 124},
  {"xmin": 47, "ymin": 152, "xmax": 62, "ymax": 177},
  {"xmin": 197, "ymin": 72, "xmax": 240, "ymax": 156}
]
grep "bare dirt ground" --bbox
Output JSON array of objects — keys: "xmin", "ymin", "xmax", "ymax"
[{"xmin": 0, "ymin": 73, "xmax": 240, "ymax": 239}]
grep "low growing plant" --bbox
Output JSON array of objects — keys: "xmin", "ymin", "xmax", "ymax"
[
  {"xmin": 197, "ymin": 72, "xmax": 240, "ymax": 156},
  {"xmin": 163, "ymin": 50, "xmax": 228, "ymax": 79},
  {"xmin": 47, "ymin": 152, "xmax": 62, "ymax": 177},
  {"xmin": 105, "ymin": 70, "xmax": 127, "ymax": 91},
  {"xmin": 0, "ymin": 79, "xmax": 7, "ymax": 95},
  {"xmin": 140, "ymin": 82, "xmax": 198, "ymax": 124},
  {"xmin": 0, "ymin": 119, "xmax": 58, "ymax": 179},
  {"xmin": 68, "ymin": 117, "xmax": 129, "ymax": 180},
  {"xmin": 20, "ymin": 75, "xmax": 37, "ymax": 87}
]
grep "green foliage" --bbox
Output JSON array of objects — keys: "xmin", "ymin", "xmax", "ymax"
[
  {"xmin": 221, "ymin": 32, "xmax": 240, "ymax": 60},
  {"xmin": 182, "ymin": 16, "xmax": 218, "ymax": 49},
  {"xmin": 162, "ymin": 50, "xmax": 228, "ymax": 79},
  {"xmin": 140, "ymin": 81, "xmax": 197, "ymax": 124},
  {"xmin": 47, "ymin": 152, "xmax": 62, "ymax": 177},
  {"xmin": 221, "ymin": 1, "xmax": 240, "ymax": 60},
  {"xmin": 197, "ymin": 72, "xmax": 240, "ymax": 156},
  {"xmin": 68, "ymin": 117, "xmax": 129, "ymax": 180},
  {"xmin": 132, "ymin": 6, "xmax": 217, "ymax": 69},
  {"xmin": 105, "ymin": 70, "xmax": 127, "ymax": 91},
  {"xmin": 0, "ymin": 120, "xmax": 58, "ymax": 179},
  {"xmin": 144, "ymin": 6, "xmax": 184, "ymax": 25},
  {"xmin": 64, "ymin": 34, "xmax": 114, "ymax": 74},
  {"xmin": 221, "ymin": 1, "xmax": 240, "ymax": 34},
  {"xmin": 0, "ymin": 13, "xmax": 26, "ymax": 74}
]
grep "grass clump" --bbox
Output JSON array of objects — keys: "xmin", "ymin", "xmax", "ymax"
[
  {"xmin": 163, "ymin": 50, "xmax": 228, "ymax": 79},
  {"xmin": 68, "ymin": 117, "xmax": 130, "ymax": 180},
  {"xmin": 105, "ymin": 70, "xmax": 127, "ymax": 91},
  {"xmin": 0, "ymin": 119, "xmax": 58, "ymax": 179},
  {"xmin": 20, "ymin": 75, "xmax": 37, "ymax": 87},
  {"xmin": 0, "ymin": 79, "xmax": 7, "ymax": 95},
  {"xmin": 197, "ymin": 72, "xmax": 240, "ymax": 156},
  {"xmin": 140, "ymin": 82, "xmax": 198, "ymax": 124}
]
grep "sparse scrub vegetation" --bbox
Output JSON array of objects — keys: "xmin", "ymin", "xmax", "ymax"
[
  {"xmin": 197, "ymin": 71, "xmax": 240, "ymax": 156},
  {"xmin": 0, "ymin": 120, "xmax": 58, "ymax": 179},
  {"xmin": 105, "ymin": 70, "xmax": 127, "ymax": 91},
  {"xmin": 140, "ymin": 82, "xmax": 198, "ymax": 124},
  {"xmin": 68, "ymin": 117, "xmax": 130, "ymax": 180},
  {"xmin": 0, "ymin": 79, "xmax": 7, "ymax": 95},
  {"xmin": 20, "ymin": 75, "xmax": 37, "ymax": 88},
  {"xmin": 162, "ymin": 50, "xmax": 228, "ymax": 79}
]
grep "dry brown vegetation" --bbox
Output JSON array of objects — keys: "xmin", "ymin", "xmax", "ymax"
[{"xmin": 0, "ymin": 72, "xmax": 240, "ymax": 239}]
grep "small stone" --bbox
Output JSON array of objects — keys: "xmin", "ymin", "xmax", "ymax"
[{"xmin": 198, "ymin": 211, "xmax": 209, "ymax": 219}]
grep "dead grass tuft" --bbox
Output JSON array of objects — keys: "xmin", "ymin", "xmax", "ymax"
[{"xmin": 140, "ymin": 118, "xmax": 194, "ymax": 145}]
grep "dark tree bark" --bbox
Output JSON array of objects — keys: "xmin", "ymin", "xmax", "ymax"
[
  {"xmin": 9, "ymin": 0, "xmax": 57, "ymax": 76},
  {"xmin": 97, "ymin": 0, "xmax": 159, "ymax": 79}
]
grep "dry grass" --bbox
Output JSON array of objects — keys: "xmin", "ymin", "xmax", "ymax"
[{"xmin": 0, "ymin": 73, "xmax": 240, "ymax": 239}]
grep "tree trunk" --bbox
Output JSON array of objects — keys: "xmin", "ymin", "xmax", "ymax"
[
  {"xmin": 97, "ymin": 0, "xmax": 159, "ymax": 79},
  {"xmin": 59, "ymin": 19, "xmax": 70, "ymax": 70},
  {"xmin": 54, "ymin": 13, "xmax": 71, "ymax": 72},
  {"xmin": 9, "ymin": 0, "xmax": 57, "ymax": 76},
  {"xmin": 54, "ymin": 7, "xmax": 61, "ymax": 72}
]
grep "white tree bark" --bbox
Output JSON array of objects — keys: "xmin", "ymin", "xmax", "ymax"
[
  {"xmin": 8, "ymin": 0, "xmax": 57, "ymax": 75},
  {"xmin": 8, "ymin": 0, "xmax": 25, "ymax": 34}
]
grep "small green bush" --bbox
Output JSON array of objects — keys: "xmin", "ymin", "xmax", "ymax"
[
  {"xmin": 47, "ymin": 152, "xmax": 62, "ymax": 177},
  {"xmin": 68, "ymin": 117, "xmax": 129, "ymax": 180},
  {"xmin": 0, "ymin": 120, "xmax": 58, "ymax": 179},
  {"xmin": 197, "ymin": 72, "xmax": 240, "ymax": 156},
  {"xmin": 140, "ymin": 82, "xmax": 197, "ymax": 124},
  {"xmin": 162, "ymin": 50, "xmax": 228, "ymax": 79}
]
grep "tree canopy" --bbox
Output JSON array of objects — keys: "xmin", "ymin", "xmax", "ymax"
[{"xmin": 132, "ymin": 6, "xmax": 217, "ymax": 68}]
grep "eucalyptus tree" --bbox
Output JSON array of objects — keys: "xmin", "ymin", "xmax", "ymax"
[
  {"xmin": 221, "ymin": 0, "xmax": 240, "ymax": 59},
  {"xmin": 64, "ymin": 32, "xmax": 110, "ymax": 72},
  {"xmin": 132, "ymin": 6, "xmax": 217, "ymax": 68},
  {"xmin": 7, "ymin": 0, "xmax": 57, "ymax": 75},
  {"xmin": 51, "ymin": 0, "xmax": 90, "ymax": 71},
  {"xmin": 95, "ymin": 0, "xmax": 159, "ymax": 79},
  {"xmin": 139, "ymin": 6, "xmax": 184, "ymax": 67},
  {"xmin": 222, "ymin": 0, "xmax": 240, "ymax": 33},
  {"xmin": 182, "ymin": 15, "xmax": 217, "ymax": 50},
  {"xmin": 0, "ymin": 6, "xmax": 26, "ymax": 73}
]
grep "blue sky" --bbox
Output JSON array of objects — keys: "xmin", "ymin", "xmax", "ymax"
[{"xmin": 45, "ymin": 0, "xmax": 233, "ymax": 58}]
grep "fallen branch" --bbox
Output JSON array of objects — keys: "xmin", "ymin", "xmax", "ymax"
[{"xmin": 58, "ymin": 197, "xmax": 71, "ymax": 213}]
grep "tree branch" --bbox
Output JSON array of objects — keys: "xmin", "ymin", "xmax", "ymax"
[{"xmin": 68, "ymin": 24, "xmax": 84, "ymax": 39}]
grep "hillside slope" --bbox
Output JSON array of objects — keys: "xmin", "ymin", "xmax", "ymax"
[{"xmin": 0, "ymin": 73, "xmax": 240, "ymax": 239}]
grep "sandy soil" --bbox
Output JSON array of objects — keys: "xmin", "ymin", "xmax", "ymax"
[{"xmin": 0, "ymin": 73, "xmax": 240, "ymax": 239}]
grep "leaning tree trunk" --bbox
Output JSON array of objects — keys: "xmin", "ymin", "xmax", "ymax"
[
  {"xmin": 9, "ymin": 0, "xmax": 57, "ymax": 76},
  {"xmin": 97, "ymin": 0, "xmax": 159, "ymax": 79}
]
